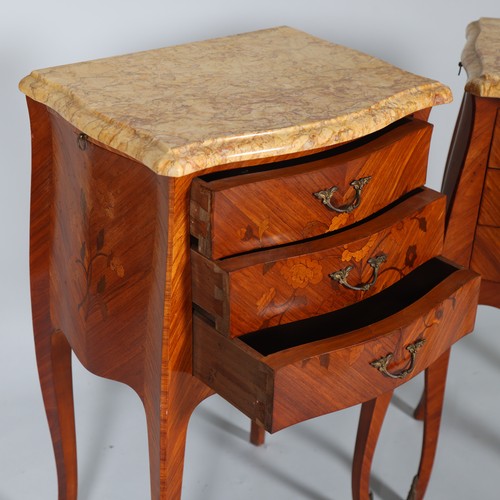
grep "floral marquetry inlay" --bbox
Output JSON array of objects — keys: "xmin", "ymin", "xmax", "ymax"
[
  {"xmin": 221, "ymin": 190, "xmax": 444, "ymax": 336},
  {"xmin": 76, "ymin": 190, "xmax": 125, "ymax": 320},
  {"xmin": 280, "ymin": 257, "xmax": 323, "ymax": 289}
]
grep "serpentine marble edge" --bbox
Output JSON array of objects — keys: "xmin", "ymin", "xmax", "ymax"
[
  {"xmin": 462, "ymin": 17, "xmax": 500, "ymax": 98},
  {"xmin": 19, "ymin": 27, "xmax": 452, "ymax": 177}
]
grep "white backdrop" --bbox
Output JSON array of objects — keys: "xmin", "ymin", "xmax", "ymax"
[{"xmin": 1, "ymin": 1, "xmax": 499, "ymax": 499}]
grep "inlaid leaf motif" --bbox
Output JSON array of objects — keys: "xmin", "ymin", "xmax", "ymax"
[
  {"xmin": 97, "ymin": 275, "xmax": 106, "ymax": 294},
  {"xmin": 411, "ymin": 216, "xmax": 427, "ymax": 232},
  {"xmin": 110, "ymin": 256, "xmax": 125, "ymax": 278},
  {"xmin": 238, "ymin": 225, "xmax": 254, "ymax": 242},
  {"xmin": 76, "ymin": 191, "xmax": 124, "ymax": 320},
  {"xmin": 405, "ymin": 245, "xmax": 417, "ymax": 268},
  {"xmin": 258, "ymin": 217, "xmax": 269, "ymax": 241},
  {"xmin": 319, "ymin": 354, "xmax": 330, "ymax": 369},
  {"xmin": 80, "ymin": 189, "xmax": 87, "ymax": 216},
  {"xmin": 328, "ymin": 213, "xmax": 349, "ymax": 232},
  {"xmin": 302, "ymin": 220, "xmax": 329, "ymax": 238},
  {"xmin": 256, "ymin": 287, "xmax": 276, "ymax": 314},
  {"xmin": 80, "ymin": 241, "xmax": 86, "ymax": 261},
  {"xmin": 96, "ymin": 228, "xmax": 105, "ymax": 251}
]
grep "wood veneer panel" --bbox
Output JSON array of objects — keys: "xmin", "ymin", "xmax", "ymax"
[
  {"xmin": 192, "ymin": 188, "xmax": 445, "ymax": 337},
  {"xmin": 352, "ymin": 391, "xmax": 393, "ymax": 500},
  {"xmin": 192, "ymin": 119, "xmax": 432, "ymax": 259},
  {"xmin": 28, "ymin": 98, "xmax": 78, "ymax": 500},
  {"xmin": 470, "ymin": 226, "xmax": 500, "ymax": 282},
  {"xmin": 29, "ymin": 106, "xmax": 213, "ymax": 500},
  {"xmin": 477, "ymin": 168, "xmax": 500, "ymax": 226},
  {"xmin": 442, "ymin": 94, "xmax": 499, "ymax": 266},
  {"xmin": 48, "ymin": 109, "xmax": 166, "ymax": 395}
]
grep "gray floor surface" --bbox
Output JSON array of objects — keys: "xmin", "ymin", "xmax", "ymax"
[{"xmin": 0, "ymin": 305, "xmax": 498, "ymax": 499}]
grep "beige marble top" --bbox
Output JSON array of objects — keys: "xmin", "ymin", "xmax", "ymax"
[
  {"xmin": 20, "ymin": 27, "xmax": 451, "ymax": 177},
  {"xmin": 462, "ymin": 18, "xmax": 500, "ymax": 98}
]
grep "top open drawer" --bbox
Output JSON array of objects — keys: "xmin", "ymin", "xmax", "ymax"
[{"xmin": 191, "ymin": 118, "xmax": 432, "ymax": 259}]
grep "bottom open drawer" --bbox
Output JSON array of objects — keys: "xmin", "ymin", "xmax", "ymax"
[{"xmin": 193, "ymin": 258, "xmax": 480, "ymax": 433}]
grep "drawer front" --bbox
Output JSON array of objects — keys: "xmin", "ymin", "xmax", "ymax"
[
  {"xmin": 192, "ymin": 188, "xmax": 445, "ymax": 337},
  {"xmin": 193, "ymin": 260, "xmax": 480, "ymax": 432},
  {"xmin": 477, "ymin": 168, "xmax": 500, "ymax": 226},
  {"xmin": 191, "ymin": 119, "xmax": 432, "ymax": 259}
]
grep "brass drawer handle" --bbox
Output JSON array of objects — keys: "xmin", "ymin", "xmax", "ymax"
[
  {"xmin": 370, "ymin": 339, "xmax": 426, "ymax": 380},
  {"xmin": 313, "ymin": 176, "xmax": 371, "ymax": 213},
  {"xmin": 329, "ymin": 253, "xmax": 386, "ymax": 291}
]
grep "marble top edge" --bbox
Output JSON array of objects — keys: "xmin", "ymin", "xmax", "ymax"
[
  {"xmin": 462, "ymin": 17, "xmax": 500, "ymax": 98},
  {"xmin": 154, "ymin": 82, "xmax": 452, "ymax": 177},
  {"xmin": 20, "ymin": 27, "xmax": 452, "ymax": 177}
]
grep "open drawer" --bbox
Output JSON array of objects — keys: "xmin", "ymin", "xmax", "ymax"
[
  {"xmin": 193, "ymin": 258, "xmax": 480, "ymax": 432},
  {"xmin": 191, "ymin": 118, "xmax": 432, "ymax": 259}
]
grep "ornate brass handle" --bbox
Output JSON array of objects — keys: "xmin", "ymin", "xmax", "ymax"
[
  {"xmin": 370, "ymin": 339, "xmax": 426, "ymax": 380},
  {"xmin": 313, "ymin": 176, "xmax": 371, "ymax": 213},
  {"xmin": 329, "ymin": 253, "xmax": 386, "ymax": 291}
]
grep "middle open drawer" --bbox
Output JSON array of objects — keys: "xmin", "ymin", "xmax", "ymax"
[{"xmin": 192, "ymin": 188, "xmax": 445, "ymax": 337}]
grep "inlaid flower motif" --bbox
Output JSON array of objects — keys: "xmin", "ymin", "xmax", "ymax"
[
  {"xmin": 405, "ymin": 245, "xmax": 417, "ymax": 268},
  {"xmin": 280, "ymin": 257, "xmax": 323, "ymax": 289},
  {"xmin": 341, "ymin": 234, "xmax": 377, "ymax": 262},
  {"xmin": 110, "ymin": 256, "xmax": 125, "ymax": 278},
  {"xmin": 256, "ymin": 287, "xmax": 277, "ymax": 314},
  {"xmin": 76, "ymin": 189, "xmax": 125, "ymax": 320},
  {"xmin": 328, "ymin": 213, "xmax": 349, "ymax": 232}
]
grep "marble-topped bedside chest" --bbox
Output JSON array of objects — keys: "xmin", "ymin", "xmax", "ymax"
[
  {"xmin": 442, "ymin": 17, "xmax": 500, "ymax": 307},
  {"xmin": 20, "ymin": 27, "xmax": 480, "ymax": 500}
]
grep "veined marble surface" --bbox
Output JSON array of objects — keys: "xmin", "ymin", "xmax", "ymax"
[
  {"xmin": 20, "ymin": 27, "xmax": 451, "ymax": 177},
  {"xmin": 462, "ymin": 17, "xmax": 500, "ymax": 98}
]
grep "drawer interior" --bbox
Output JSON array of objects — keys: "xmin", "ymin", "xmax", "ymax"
[{"xmin": 240, "ymin": 258, "xmax": 457, "ymax": 355}]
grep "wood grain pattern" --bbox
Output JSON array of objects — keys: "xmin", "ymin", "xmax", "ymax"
[
  {"xmin": 191, "ymin": 119, "xmax": 432, "ymax": 259},
  {"xmin": 441, "ymin": 91, "xmax": 499, "ymax": 308},
  {"xmin": 477, "ymin": 168, "xmax": 500, "ymax": 226},
  {"xmin": 442, "ymin": 94, "xmax": 499, "ymax": 267},
  {"xmin": 249, "ymin": 421, "xmax": 266, "ymax": 446},
  {"xmin": 410, "ymin": 349, "xmax": 450, "ymax": 500},
  {"xmin": 470, "ymin": 226, "xmax": 500, "ymax": 283},
  {"xmin": 28, "ymin": 98, "xmax": 78, "ymax": 500},
  {"xmin": 352, "ymin": 391, "xmax": 393, "ymax": 500},
  {"xmin": 192, "ymin": 189, "xmax": 445, "ymax": 337},
  {"xmin": 156, "ymin": 174, "xmax": 213, "ymax": 500},
  {"xmin": 26, "ymin": 86, "xmax": 469, "ymax": 500},
  {"xmin": 28, "ymin": 101, "xmax": 213, "ymax": 500},
  {"xmin": 488, "ymin": 109, "xmax": 500, "ymax": 169},
  {"xmin": 193, "ymin": 263, "xmax": 480, "ymax": 432}
]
